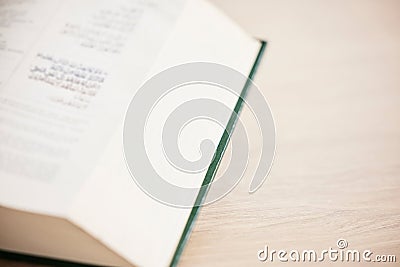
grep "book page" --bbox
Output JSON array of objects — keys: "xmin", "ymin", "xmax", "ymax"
[
  {"xmin": 0, "ymin": 0, "xmax": 185, "ymax": 214},
  {"xmin": 69, "ymin": 0, "xmax": 261, "ymax": 266},
  {"xmin": 0, "ymin": 0, "xmax": 59, "ymax": 87}
]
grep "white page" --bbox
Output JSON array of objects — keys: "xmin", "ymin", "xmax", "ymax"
[
  {"xmin": 0, "ymin": 0, "xmax": 61, "ymax": 88},
  {"xmin": 69, "ymin": 0, "xmax": 261, "ymax": 266},
  {"xmin": 0, "ymin": 0, "xmax": 186, "ymax": 215}
]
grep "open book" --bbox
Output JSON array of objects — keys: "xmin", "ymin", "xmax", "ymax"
[{"xmin": 0, "ymin": 0, "xmax": 264, "ymax": 266}]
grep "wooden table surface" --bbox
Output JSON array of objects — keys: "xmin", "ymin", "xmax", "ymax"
[
  {"xmin": 1, "ymin": 0, "xmax": 399, "ymax": 266},
  {"xmin": 179, "ymin": 0, "xmax": 400, "ymax": 266}
]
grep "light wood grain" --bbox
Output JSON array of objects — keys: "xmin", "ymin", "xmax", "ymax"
[{"xmin": 179, "ymin": 0, "xmax": 400, "ymax": 266}]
